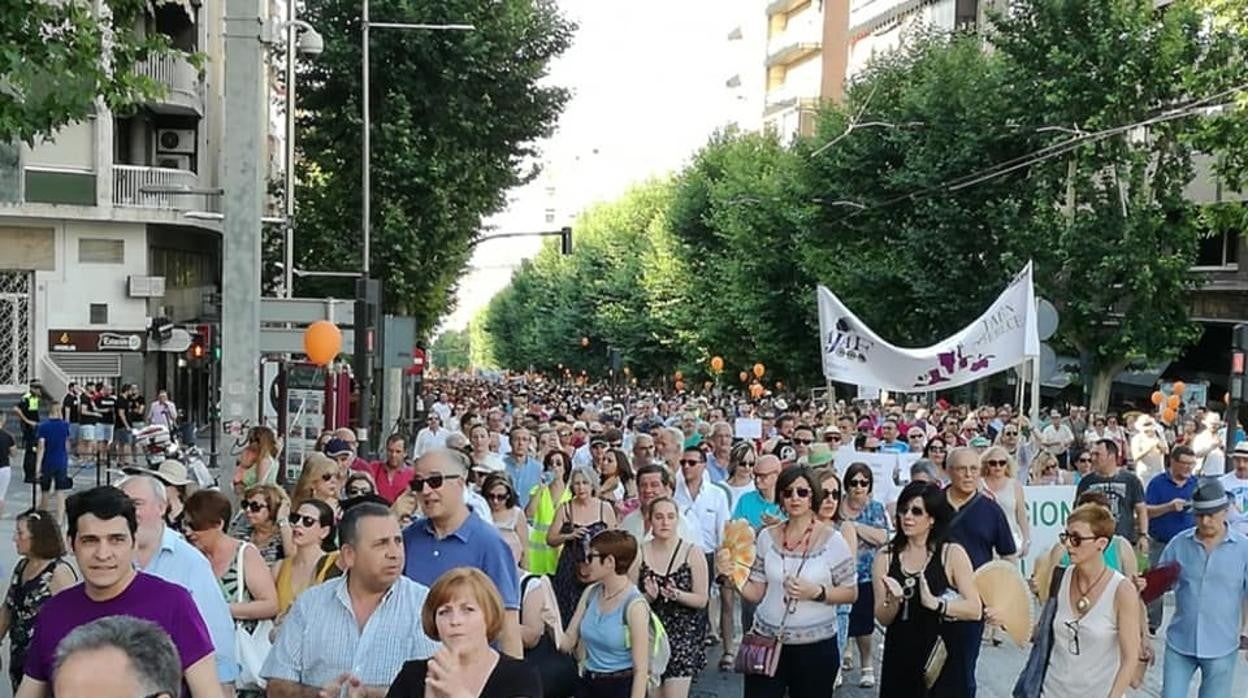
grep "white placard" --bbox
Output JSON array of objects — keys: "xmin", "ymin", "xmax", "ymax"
[
  {"xmin": 734, "ymin": 418, "xmax": 763, "ymax": 440},
  {"xmin": 896, "ymin": 452, "xmax": 920, "ymax": 483},
  {"xmin": 1019, "ymin": 485, "xmax": 1077, "ymax": 577},
  {"xmin": 836, "ymin": 450, "xmax": 900, "ymax": 506}
]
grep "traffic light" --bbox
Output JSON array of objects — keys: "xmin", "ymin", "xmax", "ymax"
[
  {"xmin": 1232, "ymin": 324, "xmax": 1248, "ymax": 402},
  {"xmin": 188, "ymin": 335, "xmax": 206, "ymax": 363},
  {"xmin": 560, "ymin": 227, "xmax": 572, "ymax": 255}
]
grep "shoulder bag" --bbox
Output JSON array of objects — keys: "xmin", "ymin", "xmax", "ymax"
[
  {"xmin": 1012, "ymin": 565, "xmax": 1067, "ymax": 698},
  {"xmin": 234, "ymin": 541, "xmax": 275, "ymax": 691}
]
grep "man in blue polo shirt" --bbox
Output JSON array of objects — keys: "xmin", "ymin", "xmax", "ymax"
[
  {"xmin": 502, "ymin": 427, "xmax": 541, "ymax": 509},
  {"xmin": 402, "ymin": 448, "xmax": 521, "ymax": 657},
  {"xmin": 1144, "ymin": 445, "xmax": 1197, "ymax": 634},
  {"xmin": 944, "ymin": 447, "xmax": 1016, "ymax": 698}
]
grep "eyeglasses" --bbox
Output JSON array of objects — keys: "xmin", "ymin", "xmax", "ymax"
[
  {"xmin": 848, "ymin": 478, "xmax": 871, "ymax": 488},
  {"xmin": 1077, "ymin": 457, "xmax": 1092, "ymax": 463},
  {"xmin": 825, "ymin": 489, "xmax": 841, "ymax": 500},
  {"xmin": 1064, "ymin": 619, "xmax": 1081, "ymax": 656},
  {"xmin": 410, "ymin": 473, "xmax": 462, "ymax": 492},
  {"xmin": 1058, "ymin": 531, "xmax": 1100, "ymax": 547},
  {"xmin": 486, "ymin": 492, "xmax": 510, "ymax": 502},
  {"xmin": 908, "ymin": 434, "xmax": 924, "ymax": 440},
  {"xmin": 609, "ymin": 441, "xmax": 622, "ymax": 448},
  {"xmin": 928, "ymin": 446, "xmax": 946, "ymax": 452},
  {"xmin": 782, "ymin": 486, "xmax": 811, "ymax": 499},
  {"xmin": 1003, "ymin": 430, "xmax": 1019, "ymax": 436},
  {"xmin": 902, "ymin": 505, "xmax": 927, "ymax": 518},
  {"xmin": 984, "ymin": 459, "xmax": 1007, "ymax": 467},
  {"xmin": 243, "ymin": 501, "xmax": 268, "ymax": 513},
  {"xmin": 824, "ymin": 434, "xmax": 841, "ymax": 442},
  {"xmin": 289, "ymin": 513, "xmax": 319, "ymax": 527},
  {"xmin": 794, "ymin": 438, "xmax": 814, "ymax": 445},
  {"xmin": 346, "ymin": 486, "xmax": 372, "ymax": 497},
  {"xmin": 679, "ymin": 458, "xmax": 703, "ymax": 467}
]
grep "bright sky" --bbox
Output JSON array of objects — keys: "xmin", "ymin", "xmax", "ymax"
[{"xmin": 440, "ymin": 0, "xmax": 748, "ymax": 332}]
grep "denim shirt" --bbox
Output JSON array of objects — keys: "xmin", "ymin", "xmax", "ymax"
[{"xmin": 1159, "ymin": 525, "xmax": 1248, "ymax": 658}]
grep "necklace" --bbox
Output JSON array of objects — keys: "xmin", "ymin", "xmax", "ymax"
[
  {"xmin": 782, "ymin": 519, "xmax": 815, "ymax": 551},
  {"xmin": 599, "ymin": 583, "xmax": 629, "ymax": 606},
  {"xmin": 1074, "ymin": 565, "xmax": 1110, "ymax": 614}
]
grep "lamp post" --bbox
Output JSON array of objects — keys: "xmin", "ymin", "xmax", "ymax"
[
  {"xmin": 277, "ymin": 13, "xmax": 323, "ymax": 299},
  {"xmin": 359, "ymin": 2, "xmax": 473, "ymax": 448}
]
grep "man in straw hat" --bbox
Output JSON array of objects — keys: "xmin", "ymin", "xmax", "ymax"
[
  {"xmin": 1157, "ymin": 479, "xmax": 1248, "ymax": 697},
  {"xmin": 1221, "ymin": 441, "xmax": 1248, "ymax": 538}
]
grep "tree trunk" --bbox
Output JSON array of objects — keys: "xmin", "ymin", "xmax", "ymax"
[{"xmin": 1088, "ymin": 360, "xmax": 1128, "ymax": 414}]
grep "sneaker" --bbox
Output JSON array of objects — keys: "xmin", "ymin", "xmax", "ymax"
[{"xmin": 859, "ymin": 667, "xmax": 875, "ymax": 688}]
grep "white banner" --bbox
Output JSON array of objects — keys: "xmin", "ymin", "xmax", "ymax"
[
  {"xmin": 818, "ymin": 263, "xmax": 1040, "ymax": 391},
  {"xmin": 1020, "ymin": 485, "xmax": 1077, "ymax": 577}
]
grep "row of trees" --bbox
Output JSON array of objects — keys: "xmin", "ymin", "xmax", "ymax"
[{"xmin": 477, "ymin": 0, "xmax": 1248, "ymax": 411}]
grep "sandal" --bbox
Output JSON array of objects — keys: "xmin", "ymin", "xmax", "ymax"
[{"xmin": 719, "ymin": 653, "xmax": 735, "ymax": 671}]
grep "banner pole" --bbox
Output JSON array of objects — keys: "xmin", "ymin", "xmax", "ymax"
[
  {"xmin": 1016, "ymin": 365, "xmax": 1025, "ymax": 420},
  {"xmin": 1030, "ymin": 355, "xmax": 1042, "ymax": 425}
]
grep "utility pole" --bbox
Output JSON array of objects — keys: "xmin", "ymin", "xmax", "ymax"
[{"xmin": 220, "ymin": 0, "xmax": 266, "ymax": 465}]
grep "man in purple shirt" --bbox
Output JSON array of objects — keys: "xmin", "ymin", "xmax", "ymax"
[{"xmin": 15, "ymin": 486, "xmax": 218, "ymax": 698}]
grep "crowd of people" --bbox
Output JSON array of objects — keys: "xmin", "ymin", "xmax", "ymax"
[{"xmin": 1, "ymin": 376, "xmax": 1247, "ymax": 697}]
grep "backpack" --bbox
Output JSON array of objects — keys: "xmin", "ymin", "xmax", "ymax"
[{"xmin": 623, "ymin": 595, "xmax": 671, "ymax": 689}]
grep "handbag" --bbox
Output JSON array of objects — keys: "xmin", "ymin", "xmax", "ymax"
[
  {"xmin": 233, "ymin": 542, "xmax": 275, "ymax": 691},
  {"xmin": 1012, "ymin": 565, "xmax": 1067, "ymax": 698},
  {"xmin": 734, "ymin": 533, "xmax": 811, "ymax": 677},
  {"xmin": 923, "ymin": 637, "xmax": 948, "ymax": 689}
]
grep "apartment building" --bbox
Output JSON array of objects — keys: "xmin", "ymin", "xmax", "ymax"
[
  {"xmin": 0, "ymin": 0, "xmax": 274, "ymax": 405},
  {"xmin": 759, "ymin": 0, "xmax": 850, "ymax": 140}
]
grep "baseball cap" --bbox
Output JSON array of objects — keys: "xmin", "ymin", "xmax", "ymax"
[{"xmin": 324, "ymin": 438, "xmax": 353, "ymax": 458}]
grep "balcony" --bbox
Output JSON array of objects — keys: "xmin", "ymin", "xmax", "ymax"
[
  {"xmin": 113, "ymin": 165, "xmax": 214, "ymax": 212},
  {"xmin": 766, "ymin": 14, "xmax": 823, "ymax": 68},
  {"xmin": 132, "ymin": 54, "xmax": 203, "ymax": 116}
]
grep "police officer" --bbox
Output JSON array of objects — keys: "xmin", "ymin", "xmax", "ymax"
[{"xmin": 12, "ymin": 379, "xmax": 41, "ymax": 483}]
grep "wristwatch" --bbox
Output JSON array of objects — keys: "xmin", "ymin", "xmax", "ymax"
[{"xmin": 814, "ymin": 585, "xmax": 827, "ymax": 603}]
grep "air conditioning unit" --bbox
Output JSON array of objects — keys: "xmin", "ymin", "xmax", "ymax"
[
  {"xmin": 156, "ymin": 128, "xmax": 196, "ymax": 154},
  {"xmin": 155, "ymin": 154, "xmax": 192, "ymax": 171}
]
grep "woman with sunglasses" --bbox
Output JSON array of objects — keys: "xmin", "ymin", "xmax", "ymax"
[
  {"xmin": 922, "ymin": 437, "xmax": 950, "ymax": 484},
  {"xmin": 815, "ymin": 466, "xmax": 858, "ymax": 690},
  {"xmin": 716, "ymin": 465, "xmax": 856, "ymax": 697},
  {"xmin": 483, "ymin": 473, "xmax": 530, "ymax": 570},
  {"xmin": 526, "ymin": 450, "xmax": 573, "ymax": 576},
  {"xmin": 1042, "ymin": 503, "xmax": 1141, "ymax": 698},
  {"xmin": 723, "ymin": 441, "xmax": 758, "ymax": 513},
  {"xmin": 980, "ymin": 447, "xmax": 1030, "ymax": 559},
  {"xmin": 1029, "ymin": 451, "xmax": 1073, "ymax": 486},
  {"xmin": 230, "ymin": 484, "xmax": 293, "ymax": 564},
  {"xmin": 292, "ymin": 452, "xmax": 342, "ymax": 520},
  {"xmin": 548, "ymin": 466, "xmax": 617, "ymax": 627},
  {"xmin": 637, "ymin": 497, "xmax": 708, "ymax": 698},
  {"xmin": 560, "ymin": 530, "xmax": 651, "ymax": 698},
  {"xmin": 271, "ymin": 498, "xmax": 339, "ymax": 621},
  {"xmin": 873, "ymin": 481, "xmax": 983, "ymax": 697},
  {"xmin": 838, "ymin": 462, "xmax": 889, "ymax": 688},
  {"xmin": 343, "ymin": 471, "xmax": 377, "ymax": 499}
]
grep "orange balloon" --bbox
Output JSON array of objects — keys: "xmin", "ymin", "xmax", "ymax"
[
  {"xmin": 739, "ymin": 371, "xmax": 749, "ymax": 383},
  {"xmin": 1150, "ymin": 391, "xmax": 1164, "ymax": 406},
  {"xmin": 1172, "ymin": 381, "xmax": 1186, "ymax": 396},
  {"xmin": 753, "ymin": 363, "xmax": 766, "ymax": 379},
  {"xmin": 1162, "ymin": 408, "xmax": 1177, "ymax": 424},
  {"xmin": 303, "ymin": 320, "xmax": 342, "ymax": 366},
  {"xmin": 750, "ymin": 383, "xmax": 764, "ymax": 398},
  {"xmin": 1166, "ymin": 394, "xmax": 1181, "ymax": 410},
  {"xmin": 710, "ymin": 356, "xmax": 725, "ymax": 373}
]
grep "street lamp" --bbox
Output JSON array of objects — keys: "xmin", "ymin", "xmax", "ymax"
[{"xmin": 357, "ymin": 3, "xmax": 473, "ymax": 446}]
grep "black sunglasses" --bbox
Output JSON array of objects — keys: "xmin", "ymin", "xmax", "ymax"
[
  {"xmin": 243, "ymin": 501, "xmax": 268, "ymax": 513},
  {"xmin": 679, "ymin": 458, "xmax": 703, "ymax": 467},
  {"xmin": 848, "ymin": 477, "xmax": 871, "ymax": 488},
  {"xmin": 782, "ymin": 486, "xmax": 811, "ymax": 499},
  {"xmin": 289, "ymin": 513, "xmax": 319, "ymax": 527},
  {"xmin": 794, "ymin": 438, "xmax": 814, "ymax": 445},
  {"xmin": 824, "ymin": 489, "xmax": 841, "ymax": 500},
  {"xmin": 902, "ymin": 505, "xmax": 927, "ymax": 517},
  {"xmin": 410, "ymin": 473, "xmax": 461, "ymax": 492},
  {"xmin": 486, "ymin": 492, "xmax": 510, "ymax": 502},
  {"xmin": 346, "ymin": 486, "xmax": 373, "ymax": 496}
]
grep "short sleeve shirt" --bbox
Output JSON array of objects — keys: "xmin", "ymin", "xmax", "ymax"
[
  {"xmin": 35, "ymin": 420, "xmax": 70, "ymax": 468},
  {"xmin": 24, "ymin": 572, "xmax": 213, "ymax": 682},
  {"xmin": 1076, "ymin": 471, "xmax": 1146, "ymax": 542},
  {"xmin": 947, "ymin": 494, "xmax": 1017, "ymax": 569},
  {"xmin": 402, "ymin": 514, "xmax": 520, "ymax": 609},
  {"xmin": 0, "ymin": 431, "xmax": 14, "ymax": 468}
]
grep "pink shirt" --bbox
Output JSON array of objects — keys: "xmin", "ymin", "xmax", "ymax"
[{"xmin": 353, "ymin": 459, "xmax": 414, "ymax": 503}]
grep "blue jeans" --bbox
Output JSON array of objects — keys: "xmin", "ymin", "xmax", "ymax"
[{"xmin": 1162, "ymin": 646, "xmax": 1239, "ymax": 698}]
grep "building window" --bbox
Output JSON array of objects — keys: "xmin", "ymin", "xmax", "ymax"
[
  {"xmin": 150, "ymin": 247, "xmax": 214, "ymax": 289},
  {"xmin": 89, "ymin": 303, "xmax": 108, "ymax": 324},
  {"xmin": 1195, "ymin": 227, "xmax": 1240, "ymax": 269},
  {"xmin": 78, "ymin": 238, "xmax": 124, "ymax": 264}
]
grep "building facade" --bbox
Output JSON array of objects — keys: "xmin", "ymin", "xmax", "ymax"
[{"xmin": 0, "ymin": 0, "xmax": 275, "ymax": 413}]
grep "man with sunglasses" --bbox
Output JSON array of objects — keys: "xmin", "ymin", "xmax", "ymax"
[
  {"xmin": 1156, "ymin": 479, "xmax": 1248, "ymax": 697},
  {"xmin": 792, "ymin": 424, "xmax": 817, "ymax": 463},
  {"xmin": 878, "ymin": 419, "xmax": 908, "ymax": 454},
  {"xmin": 118, "ymin": 475, "xmax": 237, "ymax": 694},
  {"xmin": 401, "ymin": 449, "xmax": 522, "ymax": 658}
]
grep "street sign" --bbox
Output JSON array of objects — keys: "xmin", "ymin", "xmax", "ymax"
[
  {"xmin": 49, "ymin": 330, "xmax": 146, "ymax": 352},
  {"xmin": 381, "ymin": 315, "xmax": 417, "ymax": 369},
  {"xmin": 149, "ymin": 328, "xmax": 193, "ymax": 353},
  {"xmin": 407, "ymin": 346, "xmax": 426, "ymax": 375},
  {"xmin": 259, "ymin": 298, "xmax": 356, "ymax": 325},
  {"xmin": 260, "ymin": 327, "xmax": 355, "ymax": 355}
]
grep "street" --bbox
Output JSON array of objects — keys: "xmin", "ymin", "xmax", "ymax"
[{"xmin": 0, "ymin": 469, "xmax": 1242, "ymax": 698}]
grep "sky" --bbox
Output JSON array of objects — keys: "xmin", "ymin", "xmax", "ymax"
[{"xmin": 440, "ymin": 0, "xmax": 753, "ymax": 332}]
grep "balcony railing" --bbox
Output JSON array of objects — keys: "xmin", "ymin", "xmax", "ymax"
[
  {"xmin": 113, "ymin": 165, "xmax": 206, "ymax": 211},
  {"xmin": 766, "ymin": 14, "xmax": 823, "ymax": 67},
  {"xmin": 132, "ymin": 54, "xmax": 203, "ymax": 116}
]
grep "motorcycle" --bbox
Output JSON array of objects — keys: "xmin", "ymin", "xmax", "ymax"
[{"xmin": 132, "ymin": 424, "xmax": 216, "ymax": 488}]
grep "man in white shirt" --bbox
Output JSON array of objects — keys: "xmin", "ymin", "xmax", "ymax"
[
  {"xmin": 1040, "ymin": 409, "xmax": 1075, "ymax": 466},
  {"xmin": 430, "ymin": 392, "xmax": 453, "ymax": 423},
  {"xmin": 622, "ymin": 463, "xmax": 701, "ymax": 545},
  {"xmin": 413, "ymin": 413, "xmax": 449, "ymax": 457},
  {"xmin": 1192, "ymin": 413, "xmax": 1227, "ymax": 477},
  {"xmin": 673, "ymin": 445, "xmax": 731, "ymax": 654},
  {"xmin": 1220, "ymin": 441, "xmax": 1248, "ymax": 536},
  {"xmin": 145, "ymin": 390, "xmax": 178, "ymax": 429}
]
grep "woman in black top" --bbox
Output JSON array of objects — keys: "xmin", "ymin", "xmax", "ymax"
[{"xmin": 388, "ymin": 567, "xmax": 542, "ymax": 698}]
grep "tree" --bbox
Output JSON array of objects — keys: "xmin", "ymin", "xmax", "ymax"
[
  {"xmin": 430, "ymin": 328, "xmax": 471, "ymax": 371},
  {"xmin": 0, "ymin": 0, "xmax": 179, "ymax": 144},
  {"xmin": 293, "ymin": 0, "xmax": 573, "ymax": 335}
]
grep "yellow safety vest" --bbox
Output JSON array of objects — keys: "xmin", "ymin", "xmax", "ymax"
[{"xmin": 526, "ymin": 484, "xmax": 571, "ymax": 575}]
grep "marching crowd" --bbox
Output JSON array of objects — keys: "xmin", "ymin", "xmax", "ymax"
[{"xmin": 0, "ymin": 376, "xmax": 1247, "ymax": 698}]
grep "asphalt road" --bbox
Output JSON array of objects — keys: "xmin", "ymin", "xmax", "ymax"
[{"xmin": 0, "ymin": 467, "xmax": 1243, "ymax": 698}]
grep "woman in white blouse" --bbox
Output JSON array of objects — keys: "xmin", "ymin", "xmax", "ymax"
[{"xmin": 716, "ymin": 465, "xmax": 857, "ymax": 698}]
